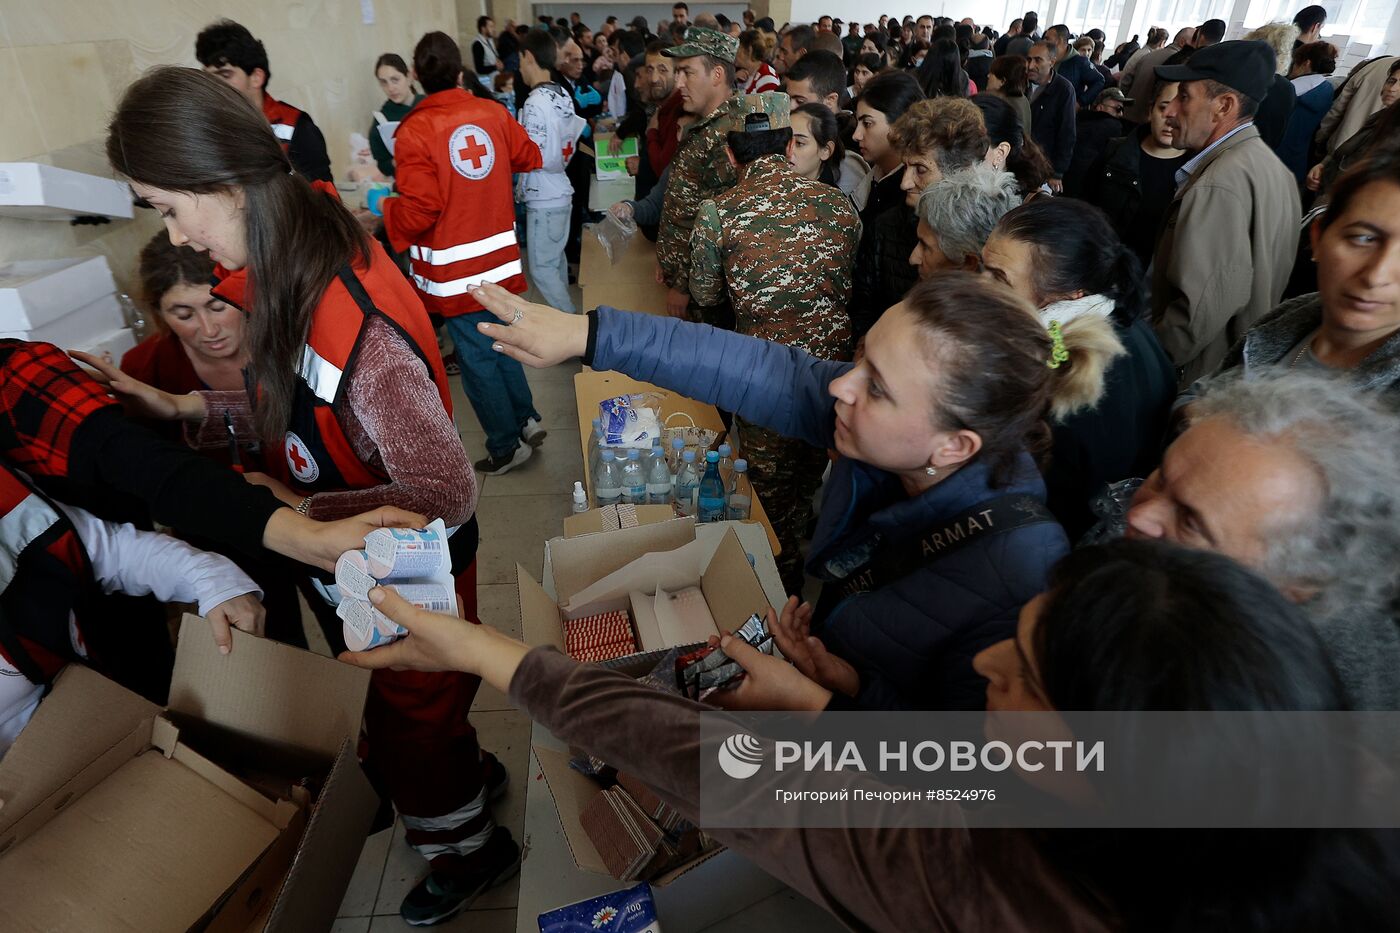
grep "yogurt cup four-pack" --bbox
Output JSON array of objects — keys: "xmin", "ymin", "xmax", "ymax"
[{"xmin": 335, "ymin": 519, "xmax": 457, "ymax": 651}]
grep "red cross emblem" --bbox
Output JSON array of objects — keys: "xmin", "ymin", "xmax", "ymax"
[
  {"xmin": 562, "ymin": 139, "xmax": 574, "ymax": 162},
  {"xmin": 448, "ymin": 124, "xmax": 496, "ymax": 180},
  {"xmin": 284, "ymin": 431, "xmax": 320, "ymax": 484}
]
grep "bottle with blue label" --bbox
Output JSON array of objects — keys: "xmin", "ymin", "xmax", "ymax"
[
  {"xmin": 726, "ymin": 458, "xmax": 752, "ymax": 520},
  {"xmin": 621, "ymin": 448, "xmax": 647, "ymax": 504},
  {"xmin": 645, "ymin": 445, "xmax": 672, "ymax": 504},
  {"xmin": 697, "ymin": 450, "xmax": 726, "ymax": 523},
  {"xmin": 595, "ymin": 449, "xmax": 623, "ymax": 507},
  {"xmin": 673, "ymin": 449, "xmax": 699, "ymax": 516}
]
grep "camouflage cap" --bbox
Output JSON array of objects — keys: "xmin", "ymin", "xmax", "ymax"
[
  {"xmin": 722, "ymin": 92, "xmax": 792, "ymax": 134},
  {"xmin": 662, "ymin": 25, "xmax": 739, "ymax": 63}
]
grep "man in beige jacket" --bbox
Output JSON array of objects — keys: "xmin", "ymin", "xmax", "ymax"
[
  {"xmin": 1317, "ymin": 55, "xmax": 1398, "ymax": 154},
  {"xmin": 1150, "ymin": 40, "xmax": 1301, "ymax": 387}
]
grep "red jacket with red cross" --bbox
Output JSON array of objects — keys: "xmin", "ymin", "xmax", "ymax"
[{"xmin": 382, "ymin": 88, "xmax": 543, "ymax": 317}]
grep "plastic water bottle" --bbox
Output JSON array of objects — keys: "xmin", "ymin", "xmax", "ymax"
[
  {"xmin": 595, "ymin": 450, "xmax": 623, "ymax": 507},
  {"xmin": 646, "ymin": 446, "xmax": 673, "ymax": 504},
  {"xmin": 726, "ymin": 458, "xmax": 752, "ymax": 520},
  {"xmin": 717, "ymin": 443, "xmax": 734, "ymax": 484},
  {"xmin": 697, "ymin": 450, "xmax": 726, "ymax": 523},
  {"xmin": 673, "ymin": 449, "xmax": 699, "ymax": 516},
  {"xmin": 667, "ymin": 436, "xmax": 686, "ymax": 475},
  {"xmin": 586, "ymin": 417, "xmax": 601, "ymax": 472},
  {"xmin": 621, "ymin": 449, "xmax": 647, "ymax": 504},
  {"xmin": 571, "ymin": 481, "xmax": 588, "ymax": 513},
  {"xmin": 589, "ymin": 423, "xmax": 607, "ymax": 482}
]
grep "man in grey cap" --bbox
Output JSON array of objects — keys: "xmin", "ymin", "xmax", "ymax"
[
  {"xmin": 650, "ymin": 26, "xmax": 746, "ymax": 321},
  {"xmin": 1149, "ymin": 39, "xmax": 1301, "ymax": 387}
]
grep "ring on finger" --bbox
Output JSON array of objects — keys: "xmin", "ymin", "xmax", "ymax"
[{"xmin": 511, "ymin": 307, "xmax": 524, "ymax": 325}]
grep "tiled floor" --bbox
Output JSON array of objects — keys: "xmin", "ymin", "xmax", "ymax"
[{"xmin": 328, "ymin": 278, "xmax": 585, "ymax": 931}]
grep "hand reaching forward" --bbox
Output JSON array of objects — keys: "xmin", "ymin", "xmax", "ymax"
[
  {"xmin": 469, "ymin": 282, "xmax": 590, "ymax": 368},
  {"xmin": 769, "ymin": 597, "xmax": 860, "ymax": 697}
]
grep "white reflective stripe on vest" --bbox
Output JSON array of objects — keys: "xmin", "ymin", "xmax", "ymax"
[
  {"xmin": 0, "ymin": 493, "xmax": 62, "ymax": 594},
  {"xmin": 270, "ymin": 123, "xmax": 295, "ymax": 141},
  {"xmin": 411, "ymin": 259, "xmax": 523, "ymax": 297},
  {"xmin": 408, "ymin": 230, "xmax": 517, "ymax": 266},
  {"xmin": 299, "ymin": 343, "xmax": 344, "ymax": 404}
]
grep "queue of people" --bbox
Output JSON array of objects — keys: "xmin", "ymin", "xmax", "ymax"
[{"xmin": 1, "ymin": 5, "xmax": 1398, "ymax": 931}]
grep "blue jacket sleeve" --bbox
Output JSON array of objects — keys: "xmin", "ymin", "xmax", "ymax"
[{"xmin": 592, "ymin": 306, "xmax": 850, "ymax": 449}]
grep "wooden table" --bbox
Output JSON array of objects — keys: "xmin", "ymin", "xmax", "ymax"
[{"xmin": 574, "ymin": 369, "xmax": 782, "ymax": 556}]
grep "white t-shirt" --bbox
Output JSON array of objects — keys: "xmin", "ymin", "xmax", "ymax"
[{"xmin": 0, "ymin": 501, "xmax": 260, "ymax": 758}]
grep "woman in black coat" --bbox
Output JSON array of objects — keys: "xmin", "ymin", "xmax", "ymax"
[{"xmin": 981, "ymin": 198, "xmax": 1177, "ymax": 540}]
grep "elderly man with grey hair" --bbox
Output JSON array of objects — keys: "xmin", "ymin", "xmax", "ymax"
[
  {"xmin": 908, "ymin": 165, "xmax": 1021, "ymax": 279},
  {"xmin": 1125, "ymin": 372, "xmax": 1400, "ymax": 710}
]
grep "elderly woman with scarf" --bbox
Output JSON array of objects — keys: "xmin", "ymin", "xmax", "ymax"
[{"xmin": 980, "ymin": 198, "xmax": 1177, "ymax": 539}]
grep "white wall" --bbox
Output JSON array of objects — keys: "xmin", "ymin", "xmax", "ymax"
[{"xmin": 532, "ymin": 2, "xmax": 749, "ymax": 30}]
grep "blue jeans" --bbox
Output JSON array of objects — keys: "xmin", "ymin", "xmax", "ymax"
[
  {"xmin": 445, "ymin": 311, "xmax": 541, "ymax": 459},
  {"xmin": 525, "ymin": 204, "xmax": 575, "ymax": 312}
]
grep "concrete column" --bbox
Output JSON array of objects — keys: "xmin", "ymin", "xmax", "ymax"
[{"xmin": 750, "ymin": 0, "xmax": 794, "ymax": 28}]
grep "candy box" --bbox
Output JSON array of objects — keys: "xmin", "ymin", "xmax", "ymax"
[{"xmin": 538, "ymin": 882, "xmax": 661, "ymax": 932}]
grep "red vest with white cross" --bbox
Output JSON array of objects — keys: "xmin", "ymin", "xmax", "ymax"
[{"xmin": 382, "ymin": 88, "xmax": 544, "ymax": 317}]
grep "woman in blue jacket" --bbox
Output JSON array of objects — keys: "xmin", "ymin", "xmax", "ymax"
[{"xmin": 470, "ymin": 271, "xmax": 1078, "ymax": 711}]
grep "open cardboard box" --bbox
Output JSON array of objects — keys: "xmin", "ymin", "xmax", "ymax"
[
  {"xmin": 0, "ymin": 615, "xmax": 379, "ymax": 932},
  {"xmin": 519, "ymin": 518, "xmax": 772, "ymax": 884}
]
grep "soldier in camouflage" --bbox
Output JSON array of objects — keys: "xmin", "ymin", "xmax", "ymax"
[
  {"xmin": 690, "ymin": 93, "xmax": 862, "ymax": 593},
  {"xmin": 656, "ymin": 26, "xmax": 745, "ymax": 325}
]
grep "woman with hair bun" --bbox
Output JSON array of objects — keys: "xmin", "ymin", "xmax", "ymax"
[
  {"xmin": 982, "ymin": 198, "xmax": 1176, "ymax": 538},
  {"xmin": 737, "ymin": 29, "xmax": 779, "ymax": 93},
  {"xmin": 971, "ymin": 93, "xmax": 1054, "ymax": 198}
]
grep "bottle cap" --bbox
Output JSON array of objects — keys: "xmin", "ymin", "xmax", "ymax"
[
  {"xmin": 682, "ymin": 449, "xmax": 696, "ymax": 461},
  {"xmin": 706, "ymin": 450, "xmax": 720, "ymax": 462},
  {"xmin": 573, "ymin": 481, "xmax": 585, "ymax": 497},
  {"xmin": 671, "ymin": 436, "xmax": 685, "ymax": 449},
  {"xmin": 628, "ymin": 448, "xmax": 641, "ymax": 459},
  {"xmin": 734, "ymin": 459, "xmax": 748, "ymax": 471},
  {"xmin": 719, "ymin": 443, "xmax": 732, "ymax": 456},
  {"xmin": 601, "ymin": 449, "xmax": 615, "ymax": 461}
]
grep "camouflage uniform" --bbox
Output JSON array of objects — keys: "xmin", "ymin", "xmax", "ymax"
[
  {"xmin": 655, "ymin": 27, "xmax": 744, "ymax": 326},
  {"xmin": 690, "ymin": 97, "xmax": 862, "ymax": 593}
]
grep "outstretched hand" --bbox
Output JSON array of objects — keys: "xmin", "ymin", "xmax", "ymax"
[
  {"xmin": 70, "ymin": 349, "xmax": 201, "ymax": 421},
  {"xmin": 468, "ymin": 282, "xmax": 590, "ymax": 368},
  {"xmin": 769, "ymin": 598, "xmax": 860, "ymax": 697},
  {"xmin": 706, "ymin": 632, "xmax": 833, "ymax": 712}
]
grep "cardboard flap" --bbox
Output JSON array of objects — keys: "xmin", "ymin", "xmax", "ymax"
[
  {"xmin": 533, "ymin": 746, "xmax": 609, "ymax": 875},
  {"xmin": 168, "ymin": 615, "xmax": 370, "ymax": 763},
  {"xmin": 0, "ymin": 664, "xmax": 157, "ymax": 837},
  {"xmin": 549, "ymin": 518, "xmax": 694, "ymax": 603},
  {"xmin": 701, "ymin": 529, "xmax": 772, "ymax": 633},
  {"xmin": 519, "ymin": 564, "xmax": 566, "ymax": 651},
  {"xmin": 562, "ymin": 535, "xmax": 712, "ymax": 614},
  {"xmin": 265, "ymin": 737, "xmax": 379, "ymax": 933},
  {"xmin": 562, "ymin": 504, "xmax": 676, "ymax": 538}
]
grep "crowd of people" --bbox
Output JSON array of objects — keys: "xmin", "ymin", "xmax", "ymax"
[{"xmin": 1, "ymin": 4, "xmax": 1398, "ymax": 931}]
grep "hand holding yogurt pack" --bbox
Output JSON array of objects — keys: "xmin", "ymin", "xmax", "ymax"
[{"xmin": 335, "ymin": 518, "xmax": 457, "ymax": 651}]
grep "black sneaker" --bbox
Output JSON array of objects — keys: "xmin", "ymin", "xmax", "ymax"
[
  {"xmin": 442, "ymin": 352, "xmax": 461, "ymax": 377},
  {"xmin": 474, "ymin": 443, "xmax": 532, "ymax": 476},
  {"xmin": 398, "ymin": 827, "xmax": 522, "ymax": 926}
]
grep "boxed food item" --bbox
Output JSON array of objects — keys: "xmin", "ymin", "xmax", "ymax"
[
  {"xmin": 519, "ymin": 519, "xmax": 772, "ymax": 884},
  {"xmin": 0, "ymin": 616, "xmax": 378, "ymax": 932},
  {"xmin": 537, "ymin": 882, "xmax": 661, "ymax": 932}
]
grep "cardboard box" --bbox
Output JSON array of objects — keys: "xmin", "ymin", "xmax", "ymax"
[
  {"xmin": 0, "ymin": 162, "xmax": 134, "ymax": 221},
  {"xmin": 0, "ymin": 616, "xmax": 378, "ymax": 932},
  {"xmin": 520, "ymin": 520, "xmax": 771, "ymax": 884},
  {"xmin": 0, "ymin": 256, "xmax": 119, "ymax": 332},
  {"xmin": 562, "ymin": 504, "xmax": 676, "ymax": 539}
]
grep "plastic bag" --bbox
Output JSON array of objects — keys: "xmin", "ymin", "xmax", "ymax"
[
  {"xmin": 1077, "ymin": 477, "xmax": 1145, "ymax": 546},
  {"xmin": 600, "ymin": 394, "xmax": 664, "ymax": 448},
  {"xmin": 593, "ymin": 212, "xmax": 638, "ymax": 264}
]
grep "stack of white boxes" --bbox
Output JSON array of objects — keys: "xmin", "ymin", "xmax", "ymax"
[{"xmin": 0, "ymin": 256, "xmax": 135, "ymax": 364}]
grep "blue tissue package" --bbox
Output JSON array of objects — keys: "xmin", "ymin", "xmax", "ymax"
[{"xmin": 538, "ymin": 882, "xmax": 661, "ymax": 932}]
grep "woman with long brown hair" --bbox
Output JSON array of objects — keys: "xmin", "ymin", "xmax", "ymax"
[{"xmin": 89, "ymin": 65, "xmax": 517, "ymax": 926}]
